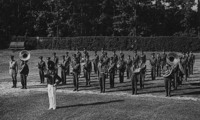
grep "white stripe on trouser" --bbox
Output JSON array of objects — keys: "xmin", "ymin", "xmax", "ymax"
[{"xmin": 48, "ymin": 84, "xmax": 56, "ymax": 109}]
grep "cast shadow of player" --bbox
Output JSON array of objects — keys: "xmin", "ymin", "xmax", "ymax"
[{"xmin": 57, "ymin": 99, "xmax": 124, "ymax": 109}]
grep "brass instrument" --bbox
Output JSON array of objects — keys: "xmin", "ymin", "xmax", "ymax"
[
  {"xmin": 162, "ymin": 53, "xmax": 180, "ymax": 78},
  {"xmin": 19, "ymin": 50, "xmax": 30, "ymax": 61},
  {"xmin": 132, "ymin": 62, "xmax": 145, "ymax": 74}
]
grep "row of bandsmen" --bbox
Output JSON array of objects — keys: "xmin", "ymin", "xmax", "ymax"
[
  {"xmin": 162, "ymin": 52, "xmax": 195, "ymax": 97},
  {"xmin": 9, "ymin": 55, "xmax": 29, "ymax": 89},
  {"xmin": 9, "ymin": 50, "xmax": 195, "ymax": 95},
  {"xmin": 38, "ymin": 49, "xmax": 147, "ymax": 93},
  {"xmin": 149, "ymin": 51, "xmax": 195, "ymax": 81}
]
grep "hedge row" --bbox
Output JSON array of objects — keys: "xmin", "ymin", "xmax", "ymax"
[{"xmin": 23, "ymin": 36, "xmax": 200, "ymax": 52}]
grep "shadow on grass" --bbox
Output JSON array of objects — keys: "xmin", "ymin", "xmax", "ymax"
[
  {"xmin": 189, "ymin": 82, "xmax": 200, "ymax": 86},
  {"xmin": 57, "ymin": 99, "xmax": 124, "ymax": 109},
  {"xmin": 177, "ymin": 91, "xmax": 200, "ymax": 96}
]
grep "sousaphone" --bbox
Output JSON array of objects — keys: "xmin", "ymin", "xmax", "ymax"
[
  {"xmin": 19, "ymin": 50, "xmax": 30, "ymax": 61},
  {"xmin": 163, "ymin": 52, "xmax": 184, "ymax": 77}
]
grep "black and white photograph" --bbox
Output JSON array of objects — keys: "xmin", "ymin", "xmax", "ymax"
[{"xmin": 0, "ymin": 0, "xmax": 200, "ymax": 120}]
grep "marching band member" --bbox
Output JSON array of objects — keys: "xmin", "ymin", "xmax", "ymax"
[
  {"xmin": 160, "ymin": 50, "xmax": 167, "ymax": 71},
  {"xmin": 118, "ymin": 55, "xmax": 126, "ymax": 83},
  {"xmin": 38, "ymin": 56, "xmax": 46, "ymax": 83},
  {"xmin": 162, "ymin": 53, "xmax": 185, "ymax": 97},
  {"xmin": 140, "ymin": 50, "xmax": 146, "ymax": 64},
  {"xmin": 71, "ymin": 57, "xmax": 81, "ymax": 91},
  {"xmin": 46, "ymin": 57, "xmax": 62, "ymax": 85},
  {"xmin": 156, "ymin": 53, "xmax": 161, "ymax": 77},
  {"xmin": 133, "ymin": 50, "xmax": 140, "ymax": 69},
  {"xmin": 191, "ymin": 52, "xmax": 195, "ymax": 75},
  {"xmin": 131, "ymin": 65, "xmax": 141, "ymax": 95},
  {"xmin": 9, "ymin": 55, "xmax": 18, "ymax": 88},
  {"xmin": 76, "ymin": 49, "xmax": 82, "ymax": 62},
  {"xmin": 60, "ymin": 55, "xmax": 68, "ymax": 85},
  {"xmin": 112, "ymin": 50, "xmax": 118, "ymax": 74},
  {"xmin": 20, "ymin": 60, "xmax": 29, "ymax": 89},
  {"xmin": 163, "ymin": 63, "xmax": 173, "ymax": 97},
  {"xmin": 98, "ymin": 59, "xmax": 106, "ymax": 93},
  {"xmin": 46, "ymin": 72, "xmax": 60, "ymax": 110},
  {"xmin": 65, "ymin": 52, "xmax": 71, "ymax": 75},
  {"xmin": 76, "ymin": 49, "xmax": 82, "ymax": 75},
  {"xmin": 109, "ymin": 57, "xmax": 116, "ymax": 88},
  {"xmin": 100, "ymin": 48, "xmax": 105, "ymax": 62},
  {"xmin": 103, "ymin": 52, "xmax": 110, "ymax": 78},
  {"xmin": 93, "ymin": 51, "xmax": 99, "ymax": 75},
  {"xmin": 53, "ymin": 52, "xmax": 59, "ymax": 74},
  {"xmin": 186, "ymin": 52, "xmax": 190, "ymax": 77},
  {"xmin": 188, "ymin": 51, "xmax": 195, "ymax": 75},
  {"xmin": 83, "ymin": 48, "xmax": 89, "ymax": 58},
  {"xmin": 150, "ymin": 53, "xmax": 157, "ymax": 80},
  {"xmin": 181, "ymin": 53, "xmax": 188, "ymax": 81},
  {"xmin": 45, "ymin": 57, "xmax": 62, "ymax": 110},
  {"xmin": 139, "ymin": 58, "xmax": 146, "ymax": 89},
  {"xmin": 83, "ymin": 56, "xmax": 92, "ymax": 86},
  {"xmin": 126, "ymin": 55, "xmax": 133, "ymax": 79}
]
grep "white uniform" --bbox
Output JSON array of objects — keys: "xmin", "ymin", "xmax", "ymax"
[
  {"xmin": 48, "ymin": 84, "xmax": 56, "ymax": 110},
  {"xmin": 9, "ymin": 60, "xmax": 18, "ymax": 77}
]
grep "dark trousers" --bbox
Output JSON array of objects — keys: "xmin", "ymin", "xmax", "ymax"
[
  {"xmin": 99, "ymin": 73, "xmax": 106, "ymax": 93},
  {"xmin": 184, "ymin": 67, "xmax": 188, "ymax": 81},
  {"xmin": 53, "ymin": 73, "xmax": 62, "ymax": 84},
  {"xmin": 140, "ymin": 72, "xmax": 145, "ymax": 89},
  {"xmin": 61, "ymin": 70, "xmax": 66, "ymax": 84},
  {"xmin": 156, "ymin": 65, "xmax": 161, "ymax": 77},
  {"xmin": 151, "ymin": 67, "xmax": 156, "ymax": 80},
  {"xmin": 190, "ymin": 64, "xmax": 194, "ymax": 75},
  {"xmin": 66, "ymin": 66, "xmax": 70, "ymax": 75},
  {"xmin": 131, "ymin": 73, "xmax": 139, "ymax": 95},
  {"xmin": 39, "ymin": 69, "xmax": 45, "ymax": 83},
  {"xmin": 126, "ymin": 67, "xmax": 131, "ymax": 79},
  {"xmin": 11, "ymin": 73, "xmax": 17, "ymax": 87},
  {"xmin": 172, "ymin": 72, "xmax": 178, "ymax": 90},
  {"xmin": 119, "ymin": 70, "xmax": 124, "ymax": 83},
  {"xmin": 164, "ymin": 77, "xmax": 172, "ymax": 97},
  {"xmin": 84, "ymin": 70, "xmax": 91, "ymax": 86},
  {"xmin": 93, "ymin": 62, "xmax": 98, "ymax": 74},
  {"xmin": 73, "ymin": 73, "xmax": 79, "ymax": 91},
  {"xmin": 20, "ymin": 74, "xmax": 27, "ymax": 88},
  {"xmin": 109, "ymin": 71, "xmax": 115, "ymax": 88}
]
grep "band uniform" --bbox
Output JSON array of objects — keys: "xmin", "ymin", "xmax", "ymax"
[
  {"xmin": 20, "ymin": 60, "xmax": 29, "ymax": 89},
  {"xmin": 38, "ymin": 56, "xmax": 46, "ymax": 83},
  {"xmin": 9, "ymin": 56, "xmax": 18, "ymax": 88},
  {"xmin": 109, "ymin": 57, "xmax": 116, "ymax": 88}
]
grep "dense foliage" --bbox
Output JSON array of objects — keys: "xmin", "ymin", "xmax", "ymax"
[
  {"xmin": 0, "ymin": 0, "xmax": 199, "ymax": 38},
  {"xmin": 26, "ymin": 36, "xmax": 200, "ymax": 52}
]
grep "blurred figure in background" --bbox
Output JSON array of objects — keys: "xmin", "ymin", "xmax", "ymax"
[
  {"xmin": 109, "ymin": 57, "xmax": 116, "ymax": 88},
  {"xmin": 150, "ymin": 53, "xmax": 157, "ymax": 80},
  {"xmin": 93, "ymin": 51, "xmax": 99, "ymax": 75},
  {"xmin": 65, "ymin": 52, "xmax": 71, "ymax": 76},
  {"xmin": 126, "ymin": 55, "xmax": 132, "ymax": 79},
  {"xmin": 53, "ymin": 52, "xmax": 59, "ymax": 74},
  {"xmin": 38, "ymin": 56, "xmax": 46, "ymax": 83},
  {"xmin": 156, "ymin": 53, "xmax": 161, "ymax": 77}
]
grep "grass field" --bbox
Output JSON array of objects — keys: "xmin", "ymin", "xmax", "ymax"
[{"xmin": 1, "ymin": 49, "xmax": 200, "ymax": 120}]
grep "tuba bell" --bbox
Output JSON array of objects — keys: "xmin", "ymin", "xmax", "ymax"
[
  {"xmin": 163, "ymin": 52, "xmax": 180, "ymax": 77},
  {"xmin": 19, "ymin": 50, "xmax": 30, "ymax": 61}
]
